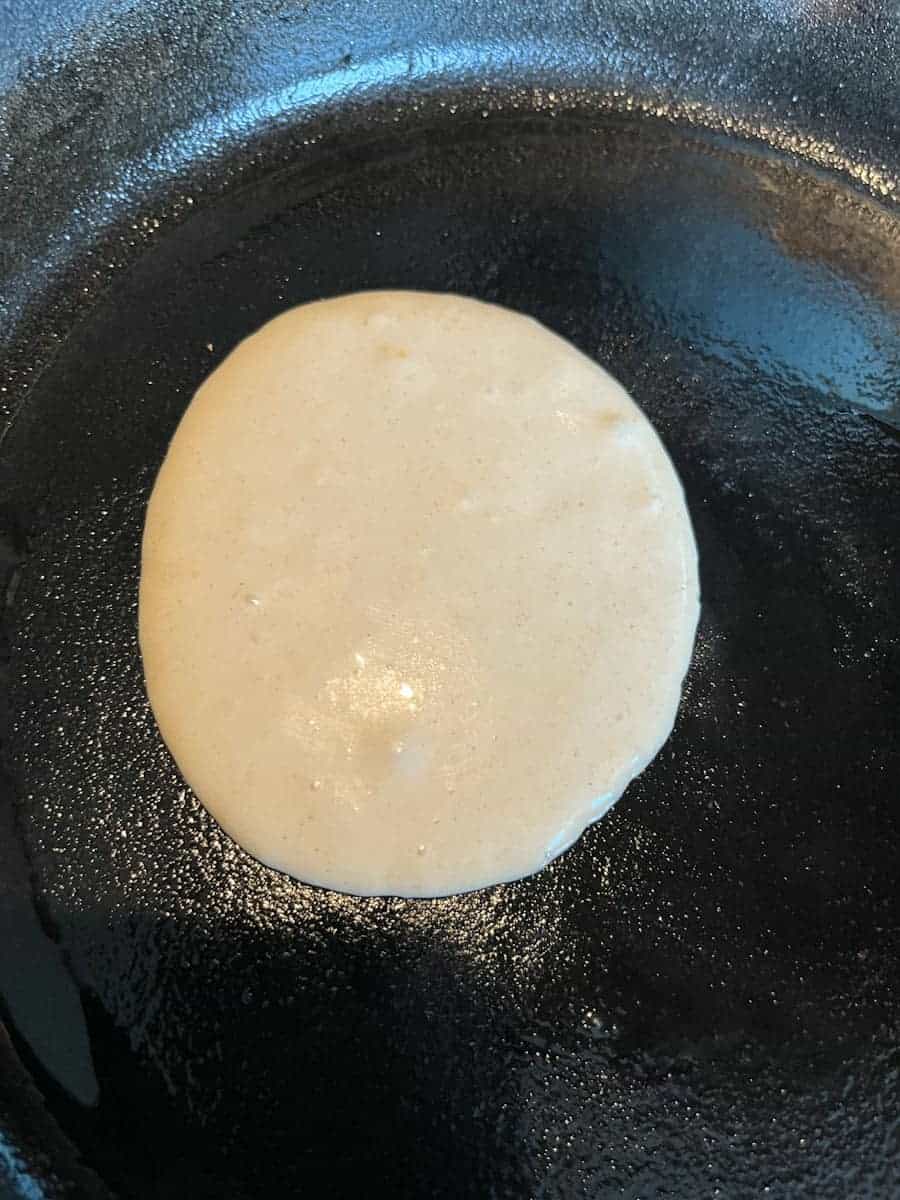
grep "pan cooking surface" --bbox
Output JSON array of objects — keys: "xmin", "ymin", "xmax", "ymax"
[{"xmin": 1, "ymin": 102, "xmax": 899, "ymax": 1197}]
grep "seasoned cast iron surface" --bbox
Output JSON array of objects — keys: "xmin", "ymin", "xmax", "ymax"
[
  {"xmin": 1, "ymin": 4, "xmax": 900, "ymax": 1199},
  {"xmin": 2, "ymin": 111, "xmax": 899, "ymax": 1199}
]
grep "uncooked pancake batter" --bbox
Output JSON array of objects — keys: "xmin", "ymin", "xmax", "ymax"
[{"xmin": 139, "ymin": 291, "xmax": 699, "ymax": 896}]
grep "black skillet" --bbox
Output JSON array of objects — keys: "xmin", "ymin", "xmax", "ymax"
[{"xmin": 1, "ymin": 1, "xmax": 899, "ymax": 1196}]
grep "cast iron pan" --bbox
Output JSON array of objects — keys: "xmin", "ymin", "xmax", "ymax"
[{"xmin": 1, "ymin": 2, "xmax": 899, "ymax": 1197}]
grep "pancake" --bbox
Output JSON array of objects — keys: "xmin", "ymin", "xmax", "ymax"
[{"xmin": 139, "ymin": 291, "xmax": 699, "ymax": 896}]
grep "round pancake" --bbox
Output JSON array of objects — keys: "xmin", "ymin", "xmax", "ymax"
[{"xmin": 139, "ymin": 291, "xmax": 699, "ymax": 896}]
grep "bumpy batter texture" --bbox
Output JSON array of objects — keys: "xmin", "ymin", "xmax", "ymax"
[{"xmin": 139, "ymin": 292, "xmax": 699, "ymax": 896}]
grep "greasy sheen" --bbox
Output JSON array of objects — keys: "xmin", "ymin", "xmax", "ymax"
[{"xmin": 139, "ymin": 292, "xmax": 699, "ymax": 896}]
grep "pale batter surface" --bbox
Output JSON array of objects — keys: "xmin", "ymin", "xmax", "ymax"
[{"xmin": 139, "ymin": 291, "xmax": 699, "ymax": 896}]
